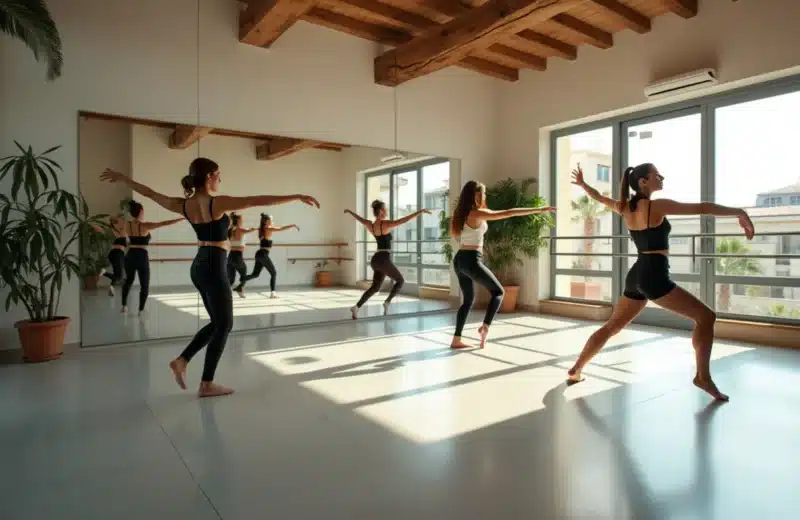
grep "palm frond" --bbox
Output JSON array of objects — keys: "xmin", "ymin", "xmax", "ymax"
[{"xmin": 0, "ymin": 0, "xmax": 63, "ymax": 80}]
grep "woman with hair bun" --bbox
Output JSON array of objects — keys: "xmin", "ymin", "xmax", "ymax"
[
  {"xmin": 345, "ymin": 200, "xmax": 431, "ymax": 319},
  {"xmin": 119, "ymin": 200, "xmax": 183, "ymax": 314},
  {"xmin": 240, "ymin": 213, "xmax": 299, "ymax": 299},
  {"xmin": 226, "ymin": 213, "xmax": 258, "ymax": 298},
  {"xmin": 101, "ymin": 158, "xmax": 320, "ymax": 398}
]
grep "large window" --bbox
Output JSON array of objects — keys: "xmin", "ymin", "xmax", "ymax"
[
  {"xmin": 363, "ymin": 160, "xmax": 450, "ymax": 289},
  {"xmin": 549, "ymin": 77, "xmax": 800, "ymax": 326}
]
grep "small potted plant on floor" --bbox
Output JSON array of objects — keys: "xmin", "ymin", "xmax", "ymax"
[
  {"xmin": 440, "ymin": 178, "xmax": 553, "ymax": 312},
  {"xmin": 0, "ymin": 142, "xmax": 109, "ymax": 361},
  {"xmin": 80, "ymin": 224, "xmax": 114, "ymax": 290},
  {"xmin": 314, "ymin": 260, "xmax": 333, "ymax": 287}
]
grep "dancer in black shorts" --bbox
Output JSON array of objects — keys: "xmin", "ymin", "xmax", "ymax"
[
  {"xmin": 566, "ymin": 163, "xmax": 755, "ymax": 401},
  {"xmin": 101, "ymin": 160, "xmax": 319, "ymax": 398},
  {"xmin": 120, "ymin": 200, "xmax": 183, "ymax": 315},
  {"xmin": 227, "ymin": 213, "xmax": 258, "ymax": 298},
  {"xmin": 346, "ymin": 201, "xmax": 431, "ymax": 319},
  {"xmin": 448, "ymin": 181, "xmax": 555, "ymax": 349},
  {"xmin": 240, "ymin": 213, "xmax": 299, "ymax": 299}
]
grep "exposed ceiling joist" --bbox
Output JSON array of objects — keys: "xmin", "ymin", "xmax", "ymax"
[
  {"xmin": 239, "ymin": 0, "xmax": 316, "ymax": 47},
  {"xmin": 169, "ymin": 125, "xmax": 214, "ymax": 149},
  {"xmin": 374, "ymin": 0, "xmax": 583, "ymax": 86},
  {"xmin": 660, "ymin": 0, "xmax": 698, "ymax": 18},
  {"xmin": 551, "ymin": 14, "xmax": 613, "ymax": 49},
  {"xmin": 515, "ymin": 29, "xmax": 577, "ymax": 60},
  {"xmin": 587, "ymin": 0, "xmax": 650, "ymax": 33},
  {"xmin": 256, "ymin": 137, "xmax": 322, "ymax": 160}
]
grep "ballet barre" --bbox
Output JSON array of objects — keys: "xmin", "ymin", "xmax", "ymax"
[{"xmin": 146, "ymin": 241, "xmax": 352, "ymax": 264}]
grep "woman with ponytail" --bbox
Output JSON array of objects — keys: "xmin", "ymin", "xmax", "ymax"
[
  {"xmin": 240, "ymin": 213, "xmax": 299, "ymax": 299},
  {"xmin": 226, "ymin": 213, "xmax": 258, "ymax": 298},
  {"xmin": 119, "ymin": 200, "xmax": 184, "ymax": 314},
  {"xmin": 567, "ymin": 162, "xmax": 755, "ymax": 401},
  {"xmin": 101, "ymin": 159, "xmax": 320, "ymax": 398},
  {"xmin": 345, "ymin": 200, "xmax": 431, "ymax": 319},
  {"xmin": 448, "ymin": 181, "xmax": 555, "ymax": 349},
  {"xmin": 102, "ymin": 213, "xmax": 128, "ymax": 297}
]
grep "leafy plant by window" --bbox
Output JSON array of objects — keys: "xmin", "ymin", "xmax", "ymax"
[
  {"xmin": 0, "ymin": 0, "xmax": 63, "ymax": 80},
  {"xmin": 439, "ymin": 178, "xmax": 554, "ymax": 285},
  {"xmin": 0, "ymin": 142, "xmax": 108, "ymax": 322}
]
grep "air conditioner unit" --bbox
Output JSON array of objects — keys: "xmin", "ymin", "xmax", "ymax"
[{"xmin": 644, "ymin": 68, "xmax": 718, "ymax": 99}]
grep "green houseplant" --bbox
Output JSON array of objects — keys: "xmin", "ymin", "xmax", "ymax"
[
  {"xmin": 80, "ymin": 223, "xmax": 114, "ymax": 290},
  {"xmin": 0, "ymin": 142, "xmax": 108, "ymax": 361},
  {"xmin": 440, "ymin": 178, "xmax": 554, "ymax": 312},
  {"xmin": 0, "ymin": 0, "xmax": 63, "ymax": 80}
]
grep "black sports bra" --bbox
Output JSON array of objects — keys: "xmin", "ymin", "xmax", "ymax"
[
  {"xmin": 112, "ymin": 237, "xmax": 127, "ymax": 246},
  {"xmin": 184, "ymin": 198, "xmax": 230, "ymax": 242},
  {"xmin": 260, "ymin": 238, "xmax": 273, "ymax": 248},
  {"xmin": 629, "ymin": 199, "xmax": 671, "ymax": 252},
  {"xmin": 374, "ymin": 221, "xmax": 392, "ymax": 250},
  {"xmin": 127, "ymin": 222, "xmax": 151, "ymax": 246}
]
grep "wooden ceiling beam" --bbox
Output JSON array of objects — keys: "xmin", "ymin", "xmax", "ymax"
[
  {"xmin": 551, "ymin": 14, "xmax": 613, "ymax": 49},
  {"xmin": 515, "ymin": 29, "xmax": 577, "ymax": 59},
  {"xmin": 587, "ymin": 0, "xmax": 650, "ymax": 33},
  {"xmin": 256, "ymin": 137, "xmax": 322, "ymax": 160},
  {"xmin": 169, "ymin": 125, "xmax": 213, "ymax": 149},
  {"xmin": 374, "ymin": 0, "xmax": 582, "ymax": 86},
  {"xmin": 660, "ymin": 0, "xmax": 698, "ymax": 19},
  {"xmin": 239, "ymin": 0, "xmax": 316, "ymax": 47}
]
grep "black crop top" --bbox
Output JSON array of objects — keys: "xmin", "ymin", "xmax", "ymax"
[
  {"xmin": 629, "ymin": 199, "xmax": 671, "ymax": 252},
  {"xmin": 127, "ymin": 222, "xmax": 151, "ymax": 246},
  {"xmin": 374, "ymin": 221, "xmax": 392, "ymax": 250},
  {"xmin": 184, "ymin": 198, "xmax": 230, "ymax": 242},
  {"xmin": 112, "ymin": 237, "xmax": 127, "ymax": 246},
  {"xmin": 260, "ymin": 238, "xmax": 273, "ymax": 248}
]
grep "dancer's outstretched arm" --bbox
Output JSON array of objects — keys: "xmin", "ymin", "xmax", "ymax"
[
  {"xmin": 571, "ymin": 164, "xmax": 620, "ymax": 213},
  {"xmin": 142, "ymin": 218, "xmax": 184, "ymax": 232},
  {"xmin": 473, "ymin": 206, "xmax": 555, "ymax": 222},
  {"xmin": 101, "ymin": 169, "xmax": 184, "ymax": 215},
  {"xmin": 653, "ymin": 199, "xmax": 755, "ymax": 239},
  {"xmin": 269, "ymin": 224, "xmax": 299, "ymax": 233},
  {"xmin": 382, "ymin": 209, "xmax": 432, "ymax": 231},
  {"xmin": 344, "ymin": 209, "xmax": 372, "ymax": 228}
]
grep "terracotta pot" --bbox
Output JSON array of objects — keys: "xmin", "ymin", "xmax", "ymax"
[
  {"xmin": 316, "ymin": 270, "xmax": 334, "ymax": 287},
  {"xmin": 499, "ymin": 285, "xmax": 520, "ymax": 313},
  {"xmin": 83, "ymin": 275, "xmax": 100, "ymax": 290},
  {"xmin": 14, "ymin": 317, "xmax": 70, "ymax": 363}
]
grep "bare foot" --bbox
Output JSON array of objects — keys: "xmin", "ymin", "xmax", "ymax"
[
  {"xmin": 120, "ymin": 306, "xmax": 128, "ymax": 313},
  {"xmin": 198, "ymin": 382, "xmax": 234, "ymax": 398},
  {"xmin": 383, "ymin": 302, "xmax": 390, "ymax": 315},
  {"xmin": 270, "ymin": 293, "xmax": 278, "ymax": 299},
  {"xmin": 478, "ymin": 324, "xmax": 489, "ymax": 349},
  {"xmin": 169, "ymin": 358, "xmax": 188, "ymax": 390},
  {"xmin": 236, "ymin": 289, "xmax": 245, "ymax": 299},
  {"xmin": 693, "ymin": 375, "xmax": 729, "ymax": 401},
  {"xmin": 567, "ymin": 367, "xmax": 585, "ymax": 385},
  {"xmin": 350, "ymin": 306, "xmax": 358, "ymax": 320},
  {"xmin": 450, "ymin": 338, "xmax": 473, "ymax": 349}
]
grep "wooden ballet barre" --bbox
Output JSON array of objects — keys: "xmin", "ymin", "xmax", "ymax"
[
  {"xmin": 287, "ymin": 257, "xmax": 353, "ymax": 265},
  {"xmin": 149, "ymin": 242, "xmax": 348, "ymax": 247}
]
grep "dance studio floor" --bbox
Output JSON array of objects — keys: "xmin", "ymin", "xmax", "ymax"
[
  {"xmin": 81, "ymin": 285, "xmax": 451, "ymax": 346},
  {"xmin": 2, "ymin": 313, "xmax": 798, "ymax": 519}
]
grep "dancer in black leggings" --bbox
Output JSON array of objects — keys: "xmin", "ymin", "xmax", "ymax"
[
  {"xmin": 227, "ymin": 213, "xmax": 258, "ymax": 298},
  {"xmin": 241, "ymin": 213, "xmax": 299, "ymax": 298},
  {"xmin": 101, "ymin": 160, "xmax": 319, "ymax": 397},
  {"xmin": 566, "ymin": 163, "xmax": 754, "ymax": 401},
  {"xmin": 346, "ymin": 201, "xmax": 431, "ymax": 319},
  {"xmin": 120, "ymin": 200, "xmax": 183, "ymax": 315},
  {"xmin": 101, "ymin": 214, "xmax": 127, "ymax": 297},
  {"xmin": 449, "ymin": 181, "xmax": 554, "ymax": 349}
]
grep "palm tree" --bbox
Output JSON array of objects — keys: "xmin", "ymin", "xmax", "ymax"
[
  {"xmin": 716, "ymin": 238, "xmax": 761, "ymax": 312},
  {"xmin": 1, "ymin": 0, "xmax": 63, "ymax": 80},
  {"xmin": 570, "ymin": 195, "xmax": 608, "ymax": 269}
]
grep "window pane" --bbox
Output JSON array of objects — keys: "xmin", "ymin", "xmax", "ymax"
[
  {"xmin": 422, "ymin": 268, "xmax": 450, "ymax": 287},
  {"xmin": 397, "ymin": 264, "xmax": 418, "ymax": 284},
  {"xmin": 555, "ymin": 128, "xmax": 614, "ymax": 273},
  {"xmin": 421, "ymin": 162, "xmax": 450, "ymax": 269},
  {"xmin": 392, "ymin": 170, "xmax": 419, "ymax": 260},
  {"xmin": 554, "ymin": 275, "xmax": 612, "ymax": 302},
  {"xmin": 715, "ymin": 284, "xmax": 800, "ymax": 319}
]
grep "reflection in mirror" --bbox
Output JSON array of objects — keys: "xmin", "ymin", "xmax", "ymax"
[{"xmin": 79, "ymin": 111, "xmax": 454, "ymax": 345}]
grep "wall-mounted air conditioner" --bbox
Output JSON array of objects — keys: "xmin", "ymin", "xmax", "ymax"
[{"xmin": 644, "ymin": 68, "xmax": 718, "ymax": 99}]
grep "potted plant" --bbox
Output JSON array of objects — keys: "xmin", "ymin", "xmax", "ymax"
[
  {"xmin": 80, "ymin": 224, "xmax": 114, "ymax": 290},
  {"xmin": 440, "ymin": 178, "xmax": 553, "ymax": 312},
  {"xmin": 0, "ymin": 142, "xmax": 109, "ymax": 361},
  {"xmin": 0, "ymin": 0, "xmax": 63, "ymax": 80},
  {"xmin": 314, "ymin": 260, "xmax": 333, "ymax": 287}
]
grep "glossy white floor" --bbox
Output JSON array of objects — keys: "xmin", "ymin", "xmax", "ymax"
[{"xmin": 2, "ymin": 312, "xmax": 798, "ymax": 519}]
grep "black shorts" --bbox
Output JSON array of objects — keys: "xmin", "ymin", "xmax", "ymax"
[{"xmin": 623, "ymin": 254, "xmax": 677, "ymax": 301}]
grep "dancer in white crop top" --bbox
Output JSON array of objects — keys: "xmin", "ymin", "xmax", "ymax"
[
  {"xmin": 226, "ymin": 213, "xmax": 259, "ymax": 297},
  {"xmin": 448, "ymin": 180, "xmax": 555, "ymax": 349}
]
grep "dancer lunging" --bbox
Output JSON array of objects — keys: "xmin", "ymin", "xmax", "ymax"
[
  {"xmin": 566, "ymin": 163, "xmax": 754, "ymax": 401},
  {"xmin": 102, "ymin": 213, "xmax": 127, "ymax": 297},
  {"xmin": 101, "ymin": 159, "xmax": 319, "ymax": 397},
  {"xmin": 449, "ymin": 181, "xmax": 555, "ymax": 349},
  {"xmin": 227, "ymin": 213, "xmax": 258, "ymax": 298},
  {"xmin": 120, "ymin": 200, "xmax": 183, "ymax": 314},
  {"xmin": 241, "ymin": 213, "xmax": 299, "ymax": 298},
  {"xmin": 346, "ymin": 201, "xmax": 431, "ymax": 319}
]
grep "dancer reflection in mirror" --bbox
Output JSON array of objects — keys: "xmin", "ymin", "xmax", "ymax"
[
  {"xmin": 567, "ymin": 163, "xmax": 755, "ymax": 401},
  {"xmin": 345, "ymin": 201, "xmax": 431, "ymax": 319},
  {"xmin": 226, "ymin": 213, "xmax": 258, "ymax": 298},
  {"xmin": 100, "ymin": 213, "xmax": 127, "ymax": 297},
  {"xmin": 240, "ymin": 214, "xmax": 299, "ymax": 299},
  {"xmin": 101, "ymin": 160, "xmax": 320, "ymax": 398},
  {"xmin": 448, "ymin": 181, "xmax": 555, "ymax": 349}
]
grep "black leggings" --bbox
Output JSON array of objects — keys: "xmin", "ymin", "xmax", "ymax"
[
  {"xmin": 243, "ymin": 249, "xmax": 276, "ymax": 291},
  {"xmin": 453, "ymin": 250, "xmax": 504, "ymax": 337},
  {"xmin": 179, "ymin": 247, "xmax": 233, "ymax": 382},
  {"xmin": 227, "ymin": 251, "xmax": 248, "ymax": 291},
  {"xmin": 356, "ymin": 251, "xmax": 404, "ymax": 307},
  {"xmin": 121, "ymin": 248, "xmax": 150, "ymax": 311},
  {"xmin": 104, "ymin": 249, "xmax": 125, "ymax": 285}
]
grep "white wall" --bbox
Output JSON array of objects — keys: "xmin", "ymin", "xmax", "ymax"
[
  {"xmin": 496, "ymin": 0, "xmax": 800, "ymax": 308},
  {"xmin": 0, "ymin": 0, "xmax": 498, "ymax": 348},
  {"xmin": 78, "ymin": 118, "xmax": 132, "ymax": 217}
]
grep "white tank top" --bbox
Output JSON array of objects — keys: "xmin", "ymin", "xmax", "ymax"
[
  {"xmin": 460, "ymin": 220, "xmax": 488, "ymax": 249},
  {"xmin": 230, "ymin": 234, "xmax": 246, "ymax": 247}
]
